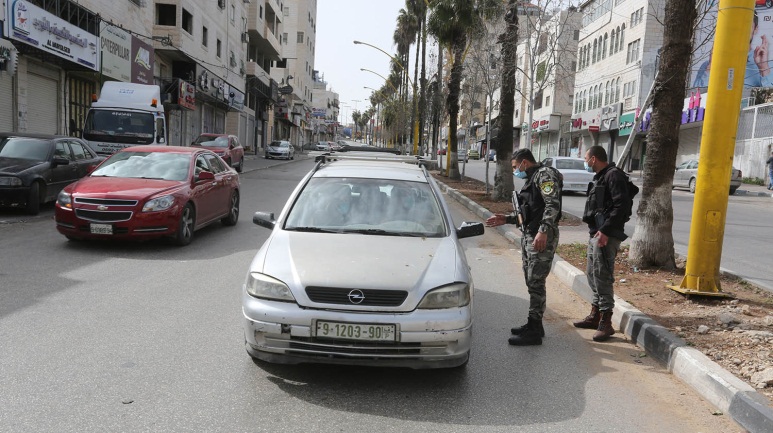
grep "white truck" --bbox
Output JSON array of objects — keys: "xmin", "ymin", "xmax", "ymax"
[{"xmin": 82, "ymin": 82, "xmax": 167, "ymax": 155}]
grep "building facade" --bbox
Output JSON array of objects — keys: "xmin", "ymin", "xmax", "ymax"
[
  {"xmin": 1, "ymin": 0, "xmax": 281, "ymax": 153},
  {"xmin": 310, "ymin": 71, "xmax": 338, "ymax": 142}
]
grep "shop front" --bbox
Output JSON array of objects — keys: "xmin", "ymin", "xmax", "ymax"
[
  {"xmin": 4, "ymin": 0, "xmax": 99, "ymax": 135},
  {"xmin": 0, "ymin": 35, "xmax": 18, "ymax": 131}
]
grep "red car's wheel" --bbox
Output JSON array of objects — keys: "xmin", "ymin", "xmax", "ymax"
[
  {"xmin": 221, "ymin": 191, "xmax": 240, "ymax": 226},
  {"xmin": 174, "ymin": 204, "xmax": 195, "ymax": 246}
]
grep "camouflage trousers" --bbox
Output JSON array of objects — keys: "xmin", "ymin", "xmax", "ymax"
[
  {"xmin": 521, "ymin": 228, "xmax": 559, "ymax": 321},
  {"xmin": 586, "ymin": 236, "xmax": 622, "ymax": 311}
]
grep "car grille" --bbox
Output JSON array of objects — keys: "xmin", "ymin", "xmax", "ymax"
[
  {"xmin": 74, "ymin": 198, "xmax": 138, "ymax": 206},
  {"xmin": 305, "ymin": 287, "xmax": 408, "ymax": 307},
  {"xmin": 285, "ymin": 337, "xmax": 424, "ymax": 356},
  {"xmin": 75, "ymin": 209, "xmax": 133, "ymax": 222}
]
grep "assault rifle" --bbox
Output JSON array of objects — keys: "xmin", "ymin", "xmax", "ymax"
[{"xmin": 512, "ymin": 191, "xmax": 526, "ymax": 233}]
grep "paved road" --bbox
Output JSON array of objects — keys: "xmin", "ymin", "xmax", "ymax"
[
  {"xmin": 460, "ymin": 158, "xmax": 773, "ymax": 293},
  {"xmin": 0, "ymin": 156, "xmax": 740, "ymax": 432}
]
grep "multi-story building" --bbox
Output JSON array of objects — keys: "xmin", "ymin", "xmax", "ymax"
[
  {"xmin": 310, "ymin": 71, "xmax": 338, "ymax": 142},
  {"xmin": 517, "ymin": 8, "xmax": 581, "ymax": 160},
  {"xmin": 271, "ymin": 0, "xmax": 316, "ymax": 148},
  {"xmin": 571, "ymin": 0, "xmax": 664, "ymax": 168},
  {"xmin": 1, "ymin": 0, "xmax": 281, "ymax": 152}
]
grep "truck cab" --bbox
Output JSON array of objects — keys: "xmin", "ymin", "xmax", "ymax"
[{"xmin": 83, "ymin": 82, "xmax": 167, "ymax": 156}]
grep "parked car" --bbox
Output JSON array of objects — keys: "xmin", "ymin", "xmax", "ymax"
[
  {"xmin": 243, "ymin": 153, "xmax": 485, "ymax": 369},
  {"xmin": 487, "ymin": 150, "xmax": 497, "ymax": 161},
  {"xmin": 54, "ymin": 146, "xmax": 240, "ymax": 246},
  {"xmin": 0, "ymin": 133, "xmax": 104, "ymax": 214},
  {"xmin": 756, "ymin": 0, "xmax": 772, "ymax": 9},
  {"xmin": 315, "ymin": 141, "xmax": 331, "ymax": 151},
  {"xmin": 437, "ymin": 147, "xmax": 446, "ymax": 155},
  {"xmin": 329, "ymin": 141, "xmax": 342, "ymax": 151},
  {"xmin": 265, "ymin": 140, "xmax": 296, "ymax": 160},
  {"xmin": 191, "ymin": 133, "xmax": 244, "ymax": 172},
  {"xmin": 467, "ymin": 149, "xmax": 480, "ymax": 160},
  {"xmin": 541, "ymin": 156, "xmax": 595, "ymax": 195},
  {"xmin": 672, "ymin": 159, "xmax": 742, "ymax": 195}
]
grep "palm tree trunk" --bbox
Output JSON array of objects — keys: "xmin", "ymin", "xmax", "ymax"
[
  {"xmin": 419, "ymin": 11, "xmax": 427, "ymax": 155},
  {"xmin": 411, "ymin": 21, "xmax": 421, "ymax": 154},
  {"xmin": 629, "ymin": 0, "xmax": 697, "ymax": 269},
  {"xmin": 492, "ymin": 0, "xmax": 519, "ymax": 201},
  {"xmin": 448, "ymin": 36, "xmax": 466, "ymax": 180}
]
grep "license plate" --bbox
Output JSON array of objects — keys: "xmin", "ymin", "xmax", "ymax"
[
  {"xmin": 90, "ymin": 223, "xmax": 113, "ymax": 235},
  {"xmin": 315, "ymin": 321, "xmax": 396, "ymax": 342}
]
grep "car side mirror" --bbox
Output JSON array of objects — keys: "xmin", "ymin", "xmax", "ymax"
[
  {"xmin": 457, "ymin": 221, "xmax": 484, "ymax": 239},
  {"xmin": 197, "ymin": 171, "xmax": 215, "ymax": 182},
  {"xmin": 253, "ymin": 211, "xmax": 275, "ymax": 229},
  {"xmin": 52, "ymin": 157, "xmax": 70, "ymax": 166}
]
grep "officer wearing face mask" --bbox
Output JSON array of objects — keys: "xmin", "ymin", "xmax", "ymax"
[{"xmin": 485, "ymin": 148, "xmax": 562, "ymax": 346}]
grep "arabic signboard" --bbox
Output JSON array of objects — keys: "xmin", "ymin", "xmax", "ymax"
[
  {"xmin": 100, "ymin": 23, "xmax": 130, "ymax": 82},
  {"xmin": 179, "ymin": 79, "xmax": 196, "ymax": 110},
  {"xmin": 6, "ymin": 0, "xmax": 99, "ymax": 71},
  {"xmin": 618, "ymin": 111, "xmax": 636, "ymax": 136}
]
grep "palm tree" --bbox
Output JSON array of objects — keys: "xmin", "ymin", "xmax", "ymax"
[
  {"xmin": 352, "ymin": 110, "xmax": 362, "ymax": 141},
  {"xmin": 427, "ymin": 0, "xmax": 500, "ymax": 180}
]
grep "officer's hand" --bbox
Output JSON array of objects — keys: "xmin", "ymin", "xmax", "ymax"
[
  {"xmin": 533, "ymin": 231, "xmax": 547, "ymax": 252},
  {"xmin": 594, "ymin": 231, "xmax": 608, "ymax": 248},
  {"xmin": 485, "ymin": 214, "xmax": 505, "ymax": 227}
]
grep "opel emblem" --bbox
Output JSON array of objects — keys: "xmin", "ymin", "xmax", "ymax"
[
  {"xmin": 97, "ymin": 205, "xmax": 108, "ymax": 211},
  {"xmin": 347, "ymin": 289, "xmax": 365, "ymax": 304}
]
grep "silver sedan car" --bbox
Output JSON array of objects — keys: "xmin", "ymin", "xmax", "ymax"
[
  {"xmin": 672, "ymin": 159, "xmax": 742, "ymax": 195},
  {"xmin": 542, "ymin": 156, "xmax": 595, "ymax": 195},
  {"xmin": 242, "ymin": 154, "xmax": 484, "ymax": 369},
  {"xmin": 265, "ymin": 140, "xmax": 295, "ymax": 160}
]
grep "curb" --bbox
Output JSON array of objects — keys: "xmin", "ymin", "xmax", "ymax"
[
  {"xmin": 436, "ymin": 180, "xmax": 773, "ymax": 433},
  {"xmin": 734, "ymin": 189, "xmax": 773, "ymax": 198}
]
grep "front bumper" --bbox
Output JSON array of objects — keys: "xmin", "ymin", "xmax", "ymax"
[
  {"xmin": 0, "ymin": 185, "xmax": 31, "ymax": 206},
  {"xmin": 266, "ymin": 151, "xmax": 291, "ymax": 159},
  {"xmin": 242, "ymin": 294, "xmax": 472, "ymax": 369},
  {"xmin": 55, "ymin": 204, "xmax": 180, "ymax": 240}
]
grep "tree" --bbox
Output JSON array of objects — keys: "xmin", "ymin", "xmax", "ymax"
[
  {"xmin": 427, "ymin": 0, "xmax": 500, "ymax": 180},
  {"xmin": 628, "ymin": 0, "xmax": 698, "ymax": 269},
  {"xmin": 352, "ymin": 110, "xmax": 362, "ymax": 141}
]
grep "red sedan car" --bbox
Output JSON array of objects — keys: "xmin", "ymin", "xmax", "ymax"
[
  {"xmin": 191, "ymin": 133, "xmax": 245, "ymax": 172},
  {"xmin": 55, "ymin": 146, "xmax": 240, "ymax": 246},
  {"xmin": 757, "ymin": 0, "xmax": 772, "ymax": 8}
]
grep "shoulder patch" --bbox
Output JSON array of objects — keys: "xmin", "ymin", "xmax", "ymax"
[{"xmin": 540, "ymin": 181, "xmax": 556, "ymax": 195}]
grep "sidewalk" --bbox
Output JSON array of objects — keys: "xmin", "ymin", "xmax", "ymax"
[
  {"xmin": 436, "ymin": 180, "xmax": 773, "ymax": 433},
  {"xmin": 626, "ymin": 170, "xmax": 773, "ymax": 198}
]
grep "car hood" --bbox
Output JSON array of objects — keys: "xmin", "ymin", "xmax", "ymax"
[
  {"xmin": 0, "ymin": 157, "xmax": 45, "ymax": 175},
  {"xmin": 255, "ymin": 231, "xmax": 465, "ymax": 307},
  {"xmin": 67, "ymin": 176, "xmax": 183, "ymax": 198}
]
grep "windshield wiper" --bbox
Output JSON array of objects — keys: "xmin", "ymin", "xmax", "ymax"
[
  {"xmin": 285, "ymin": 226, "xmax": 338, "ymax": 233},
  {"xmin": 344, "ymin": 228, "xmax": 402, "ymax": 236}
]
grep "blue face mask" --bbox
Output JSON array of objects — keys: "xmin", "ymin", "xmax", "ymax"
[
  {"xmin": 513, "ymin": 167, "xmax": 528, "ymax": 179},
  {"xmin": 584, "ymin": 160, "xmax": 594, "ymax": 173}
]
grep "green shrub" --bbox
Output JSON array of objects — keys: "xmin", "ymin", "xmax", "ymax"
[{"xmin": 742, "ymin": 177, "xmax": 764, "ymax": 186}]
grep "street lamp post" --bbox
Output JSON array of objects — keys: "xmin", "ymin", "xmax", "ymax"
[{"xmin": 354, "ymin": 40, "xmax": 420, "ymax": 155}]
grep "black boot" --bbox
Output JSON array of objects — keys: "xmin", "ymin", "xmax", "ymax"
[
  {"xmin": 508, "ymin": 318, "xmax": 543, "ymax": 346},
  {"xmin": 511, "ymin": 318, "xmax": 545, "ymax": 337}
]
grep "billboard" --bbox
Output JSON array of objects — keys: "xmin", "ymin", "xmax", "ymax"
[{"xmin": 691, "ymin": 2, "xmax": 773, "ymax": 89}]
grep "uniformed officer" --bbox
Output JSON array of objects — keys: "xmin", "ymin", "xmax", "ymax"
[{"xmin": 486, "ymin": 148, "xmax": 562, "ymax": 346}]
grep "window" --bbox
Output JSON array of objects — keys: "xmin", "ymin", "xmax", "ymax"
[
  {"xmin": 218, "ymin": 0, "xmax": 225, "ymax": 10},
  {"xmin": 602, "ymin": 33, "xmax": 608, "ymax": 59},
  {"xmin": 217, "ymin": 39, "xmax": 222, "ymax": 58},
  {"xmin": 297, "ymin": 32, "xmax": 304, "ymax": 43},
  {"xmin": 631, "ymin": 8, "xmax": 644, "ymax": 27},
  {"xmin": 282, "ymin": 33, "xmax": 288, "ymax": 44},
  {"xmin": 619, "ymin": 24, "xmax": 626, "ymax": 53},
  {"xmin": 592, "ymin": 40, "xmax": 597, "ymax": 63},
  {"xmin": 605, "ymin": 81, "xmax": 610, "ymax": 105},
  {"xmin": 182, "ymin": 9, "xmax": 193, "ymax": 34},
  {"xmin": 615, "ymin": 78, "xmax": 621, "ymax": 102},
  {"xmin": 536, "ymin": 61, "xmax": 546, "ymax": 82},
  {"xmin": 545, "ymin": 95, "xmax": 550, "ymax": 107},
  {"xmin": 573, "ymin": 29, "xmax": 579, "ymax": 41},
  {"xmin": 259, "ymin": 6, "xmax": 263, "ymax": 19},
  {"xmin": 155, "ymin": 4, "xmax": 176, "ymax": 26},
  {"xmin": 534, "ymin": 90, "xmax": 544, "ymax": 110},
  {"xmin": 202, "ymin": 26, "xmax": 208, "ymax": 47},
  {"xmin": 627, "ymin": 39, "xmax": 640, "ymax": 64},
  {"xmin": 623, "ymin": 80, "xmax": 637, "ymax": 97},
  {"xmin": 231, "ymin": 4, "xmax": 236, "ymax": 23},
  {"xmin": 610, "ymin": 30, "xmax": 616, "ymax": 55},
  {"xmin": 284, "ymin": 6, "xmax": 290, "ymax": 16}
]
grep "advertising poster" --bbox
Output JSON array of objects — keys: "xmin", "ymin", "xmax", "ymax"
[{"xmin": 691, "ymin": 1, "xmax": 773, "ymax": 89}]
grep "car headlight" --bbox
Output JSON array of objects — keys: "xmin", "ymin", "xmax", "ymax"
[
  {"xmin": 57, "ymin": 190, "xmax": 72, "ymax": 208},
  {"xmin": 0, "ymin": 177, "xmax": 22, "ymax": 186},
  {"xmin": 245, "ymin": 273, "xmax": 296, "ymax": 302},
  {"xmin": 142, "ymin": 195, "xmax": 175, "ymax": 212},
  {"xmin": 417, "ymin": 283, "xmax": 470, "ymax": 309}
]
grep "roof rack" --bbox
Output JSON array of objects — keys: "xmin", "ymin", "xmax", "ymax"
[{"xmin": 312, "ymin": 152, "xmax": 430, "ymax": 170}]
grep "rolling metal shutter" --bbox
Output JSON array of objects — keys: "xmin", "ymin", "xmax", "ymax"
[
  {"xmin": 0, "ymin": 74, "xmax": 13, "ymax": 131},
  {"xmin": 27, "ymin": 72, "xmax": 59, "ymax": 134}
]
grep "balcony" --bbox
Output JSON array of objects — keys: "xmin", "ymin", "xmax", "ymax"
[
  {"xmin": 247, "ymin": 1, "xmax": 281, "ymax": 58},
  {"xmin": 246, "ymin": 61, "xmax": 271, "ymax": 86}
]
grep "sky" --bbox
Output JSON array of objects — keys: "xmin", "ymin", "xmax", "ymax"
[{"xmin": 315, "ymin": 0, "xmax": 408, "ymax": 123}]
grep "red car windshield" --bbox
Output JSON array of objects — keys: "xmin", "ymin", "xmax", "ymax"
[
  {"xmin": 193, "ymin": 136, "xmax": 229, "ymax": 147},
  {"xmin": 91, "ymin": 151, "xmax": 190, "ymax": 181}
]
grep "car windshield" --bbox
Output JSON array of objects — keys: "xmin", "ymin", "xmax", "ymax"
[
  {"xmin": 555, "ymin": 159, "xmax": 586, "ymax": 170},
  {"xmin": 285, "ymin": 178, "xmax": 446, "ymax": 237},
  {"xmin": 83, "ymin": 110, "xmax": 155, "ymax": 144},
  {"xmin": 270, "ymin": 141, "xmax": 287, "ymax": 148},
  {"xmin": 0, "ymin": 138, "xmax": 50, "ymax": 160},
  {"xmin": 91, "ymin": 151, "xmax": 190, "ymax": 181},
  {"xmin": 193, "ymin": 136, "xmax": 228, "ymax": 147}
]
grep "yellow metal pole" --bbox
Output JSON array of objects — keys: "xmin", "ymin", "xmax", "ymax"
[{"xmin": 671, "ymin": 0, "xmax": 753, "ymax": 296}]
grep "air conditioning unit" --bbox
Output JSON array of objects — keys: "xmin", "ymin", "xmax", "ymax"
[{"xmin": 241, "ymin": 32, "xmax": 249, "ymax": 43}]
